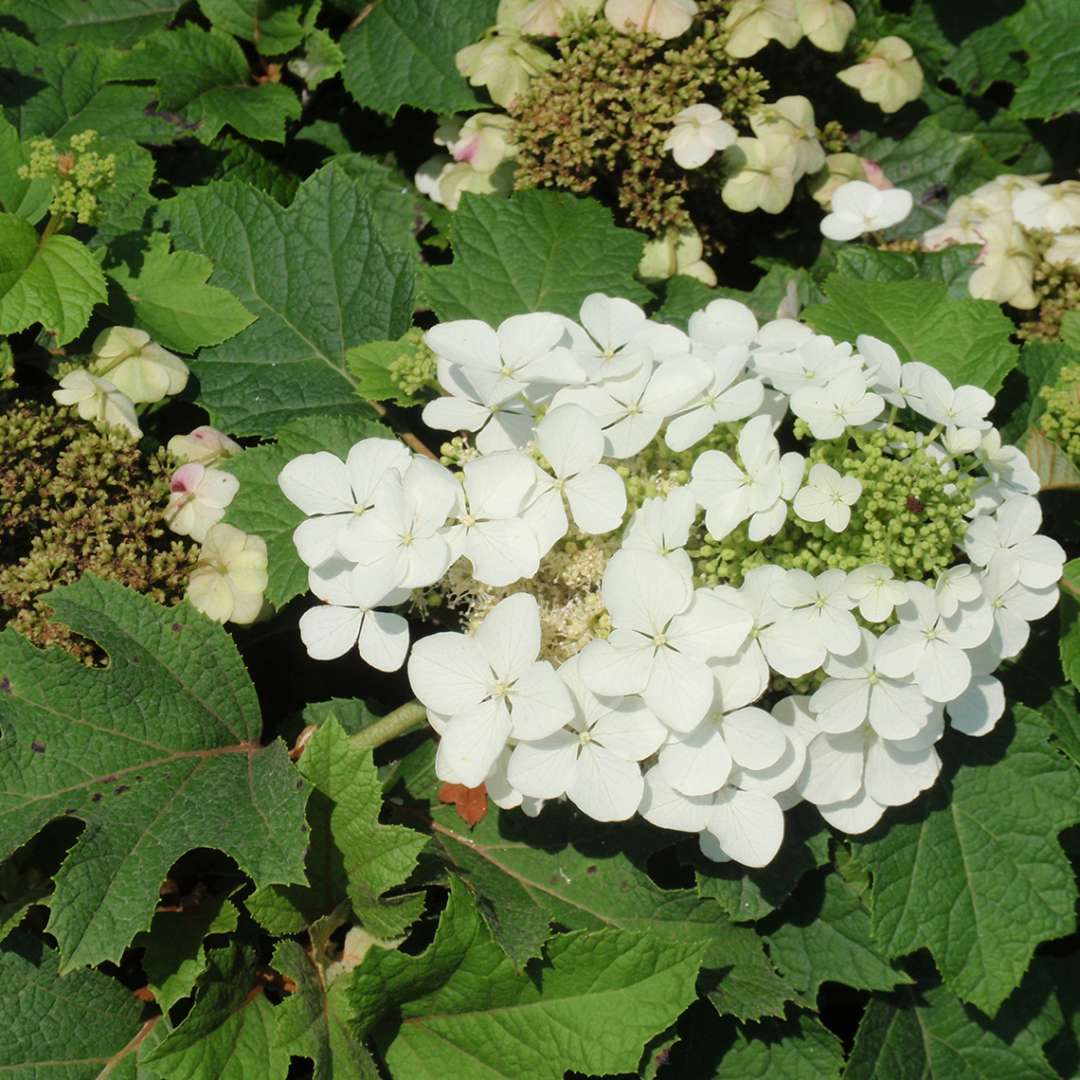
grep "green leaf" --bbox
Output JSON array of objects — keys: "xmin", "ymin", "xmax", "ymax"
[
  {"xmin": 845, "ymin": 980, "xmax": 1058, "ymax": 1079},
  {"xmin": 288, "ymin": 27, "xmax": 345, "ymax": 89},
  {"xmin": 1062, "ymin": 310, "xmax": 1080, "ymax": 351},
  {"xmin": 709, "ymin": 1012, "xmax": 844, "ymax": 1078},
  {"xmin": 166, "ymin": 163, "xmax": 414, "ymax": 434},
  {"xmin": 333, "ymin": 153, "xmax": 426, "ymax": 254},
  {"xmin": 852, "ymin": 708, "xmax": 1080, "ymax": 1015},
  {"xmin": 1008, "ymin": 0, "xmax": 1080, "ymax": 119},
  {"xmin": 1, "ymin": 932, "xmax": 146, "ymax": 1077},
  {"xmin": 106, "ymin": 234, "xmax": 255, "ymax": 354},
  {"xmin": 117, "ymin": 25, "xmax": 301, "ymax": 143},
  {"xmin": 765, "ymin": 869, "xmax": 912, "ymax": 1003},
  {"xmin": 1060, "ymin": 561, "xmax": 1080, "ymax": 695},
  {"xmin": 0, "ymin": 212, "xmax": 107, "ymax": 344},
  {"xmin": 139, "ymin": 888, "xmax": 240, "ymax": 1011},
  {"xmin": 90, "ymin": 137, "xmax": 157, "ymax": 246},
  {"xmin": 426, "ymin": 190, "xmax": 651, "ymax": 324},
  {"xmin": 0, "ymin": 116, "xmax": 52, "ymax": 222},
  {"xmin": 0, "ymin": 576, "xmax": 310, "ymax": 971},
  {"xmin": 340, "ymin": 0, "xmax": 497, "ymax": 117},
  {"xmin": 943, "ymin": 21, "xmax": 1026, "ymax": 96},
  {"xmin": 221, "ymin": 413, "xmax": 389, "ymax": 609},
  {"xmin": 999, "ymin": 340, "xmax": 1076, "ymax": 445},
  {"xmin": 273, "ymin": 939, "xmax": 380, "ymax": 1080},
  {"xmin": 1043, "ymin": 686, "xmax": 1080, "ymax": 771},
  {"xmin": 3, "ymin": 0, "xmax": 182, "ymax": 47},
  {"xmin": 803, "ymin": 275, "xmax": 1018, "ymax": 395},
  {"xmin": 826, "ymin": 244, "xmax": 979, "ymax": 300},
  {"xmin": 351, "ymin": 878, "xmax": 707, "ymax": 1080},
  {"xmin": 143, "ymin": 943, "xmax": 291, "ymax": 1080},
  {"xmin": 197, "ymin": 0, "xmax": 308, "ymax": 55}
]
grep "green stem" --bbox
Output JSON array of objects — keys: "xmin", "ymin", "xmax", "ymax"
[{"xmin": 350, "ymin": 700, "xmax": 429, "ymax": 749}]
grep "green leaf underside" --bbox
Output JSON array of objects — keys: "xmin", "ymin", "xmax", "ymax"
[
  {"xmin": 144, "ymin": 943, "xmax": 291, "ymax": 1080},
  {"xmin": 166, "ymin": 163, "xmax": 414, "ymax": 434},
  {"xmin": 0, "ymin": 576, "xmax": 309, "ymax": 971},
  {"xmin": 0, "ymin": 932, "xmax": 146, "ymax": 1077},
  {"xmin": 425, "ymin": 190, "xmax": 651, "ymax": 325},
  {"xmin": 106, "ymin": 234, "xmax": 256, "ymax": 354},
  {"xmin": 852, "ymin": 709, "xmax": 1080, "ymax": 1015},
  {"xmin": 221, "ymin": 413, "xmax": 390, "ymax": 609},
  {"xmin": 350, "ymin": 879, "xmax": 707, "ymax": 1080},
  {"xmin": 117, "ymin": 25, "xmax": 301, "ymax": 143},
  {"xmin": 251, "ymin": 717, "xmax": 427, "ymax": 939},
  {"xmin": 273, "ymin": 939, "xmax": 380, "ymax": 1080},
  {"xmin": 804, "ymin": 274, "xmax": 1018, "ymax": 395},
  {"xmin": 340, "ymin": 0, "xmax": 498, "ymax": 117},
  {"xmin": 0, "ymin": 213, "xmax": 107, "ymax": 344}
]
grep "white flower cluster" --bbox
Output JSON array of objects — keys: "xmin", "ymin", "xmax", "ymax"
[
  {"xmin": 923, "ymin": 174, "xmax": 1080, "ymax": 309},
  {"xmin": 280, "ymin": 293, "xmax": 1064, "ymax": 867}
]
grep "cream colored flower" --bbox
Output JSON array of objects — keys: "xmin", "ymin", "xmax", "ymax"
[
  {"xmin": 749, "ymin": 95, "xmax": 825, "ymax": 179},
  {"xmin": 724, "ymin": 0, "xmax": 801, "ymax": 58},
  {"xmin": 456, "ymin": 31, "xmax": 554, "ymax": 106},
  {"xmin": 664, "ymin": 104, "xmax": 737, "ymax": 169},
  {"xmin": 969, "ymin": 221, "xmax": 1038, "ymax": 310},
  {"xmin": 721, "ymin": 134, "xmax": 798, "ymax": 214},
  {"xmin": 808, "ymin": 152, "xmax": 866, "ymax": 207},
  {"xmin": 638, "ymin": 227, "xmax": 716, "ymax": 284},
  {"xmin": 164, "ymin": 462, "xmax": 240, "ymax": 543},
  {"xmin": 52, "ymin": 369, "xmax": 141, "ymax": 438},
  {"xmin": 89, "ymin": 326, "xmax": 188, "ymax": 405},
  {"xmin": 921, "ymin": 195, "xmax": 989, "ymax": 250},
  {"xmin": 604, "ymin": 0, "xmax": 698, "ymax": 39},
  {"xmin": 1045, "ymin": 232, "xmax": 1080, "ymax": 268},
  {"xmin": 838, "ymin": 36, "xmax": 923, "ymax": 114},
  {"xmin": 1013, "ymin": 181, "xmax": 1080, "ymax": 232},
  {"xmin": 187, "ymin": 523, "xmax": 268, "ymax": 626},
  {"xmin": 518, "ymin": 0, "xmax": 602, "ymax": 35},
  {"xmin": 167, "ymin": 425, "xmax": 242, "ymax": 466},
  {"xmin": 421, "ymin": 114, "xmax": 518, "ymax": 209},
  {"xmin": 795, "ymin": 0, "xmax": 854, "ymax": 52}
]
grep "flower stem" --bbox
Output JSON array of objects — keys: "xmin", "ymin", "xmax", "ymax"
[{"xmin": 350, "ymin": 700, "xmax": 428, "ymax": 749}]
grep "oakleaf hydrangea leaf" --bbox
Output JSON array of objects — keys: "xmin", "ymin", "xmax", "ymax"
[
  {"xmin": 143, "ymin": 943, "xmax": 291, "ymax": 1080},
  {"xmin": 708, "ymin": 1012, "xmax": 844, "ymax": 1078},
  {"xmin": 106, "ymin": 234, "xmax": 256, "ymax": 354},
  {"xmin": 0, "ymin": 116, "xmax": 52, "ymax": 223},
  {"xmin": 5, "ymin": 0, "xmax": 182, "ymax": 48},
  {"xmin": 341, "ymin": 0, "xmax": 497, "ymax": 117},
  {"xmin": 0, "ymin": 576, "xmax": 310, "ymax": 971},
  {"xmin": 166, "ymin": 163, "xmax": 414, "ymax": 434},
  {"xmin": 350, "ymin": 878, "xmax": 707, "ymax": 1080},
  {"xmin": 804, "ymin": 274, "xmax": 1018, "ymax": 394},
  {"xmin": 1007, "ymin": 0, "xmax": 1080, "ymax": 119},
  {"xmin": 851, "ymin": 708, "xmax": 1080, "ymax": 1015},
  {"xmin": 425, "ymin": 190, "xmax": 651, "ymax": 325},
  {"xmin": 197, "ymin": 0, "xmax": 307, "ymax": 56},
  {"xmin": 0, "ymin": 932, "xmax": 145, "ymax": 1076},
  {"xmin": 221, "ymin": 414, "xmax": 389, "ymax": 609},
  {"xmin": 0, "ymin": 212, "xmax": 107, "ymax": 344},
  {"xmin": 117, "ymin": 25, "xmax": 301, "ymax": 143}
]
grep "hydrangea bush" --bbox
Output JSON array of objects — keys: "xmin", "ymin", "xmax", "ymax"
[{"xmin": 1, "ymin": 0, "xmax": 1080, "ymax": 1077}]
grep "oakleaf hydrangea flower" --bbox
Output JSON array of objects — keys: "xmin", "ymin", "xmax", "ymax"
[
  {"xmin": 605, "ymin": 0, "xmax": 698, "ymax": 39},
  {"xmin": 819, "ymin": 179, "xmax": 913, "ymax": 240},
  {"xmin": 164, "ymin": 462, "xmax": 240, "ymax": 543},
  {"xmin": 52, "ymin": 369, "xmax": 141, "ymax": 439},
  {"xmin": 187, "ymin": 523, "xmax": 267, "ymax": 626},
  {"xmin": 281, "ymin": 291, "xmax": 1063, "ymax": 867},
  {"xmin": 663, "ymin": 104, "xmax": 737, "ymax": 170},
  {"xmin": 168, "ymin": 426, "xmax": 242, "ymax": 466},
  {"xmin": 89, "ymin": 326, "xmax": 188, "ymax": 405},
  {"xmin": 837, "ymin": 36, "xmax": 923, "ymax": 114}
]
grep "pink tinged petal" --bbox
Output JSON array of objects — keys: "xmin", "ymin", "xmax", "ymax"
[
  {"xmin": 278, "ymin": 452, "xmax": 353, "ymax": 514},
  {"xmin": 590, "ymin": 701, "xmax": 667, "ymax": 760},
  {"xmin": 639, "ymin": 767, "xmax": 713, "ymax": 832},
  {"xmin": 867, "ymin": 679, "xmax": 931, "ymax": 740},
  {"xmin": 707, "ymin": 788, "xmax": 784, "ymax": 868},
  {"xmin": 567, "ymin": 744, "xmax": 644, "ymax": 822},
  {"xmin": 425, "ymin": 319, "xmax": 501, "ymax": 373},
  {"xmin": 507, "ymin": 732, "xmax": 579, "ymax": 799},
  {"xmin": 475, "ymin": 592, "xmax": 541, "ymax": 681},
  {"xmin": 357, "ymin": 610, "xmax": 410, "ymax": 672},
  {"xmin": 578, "ymin": 636, "xmax": 652, "ymax": 698},
  {"xmin": 914, "ymin": 638, "xmax": 971, "ymax": 702},
  {"xmin": 170, "ymin": 461, "xmax": 204, "ymax": 493},
  {"xmin": 565, "ymin": 465, "xmax": 627, "ymax": 534},
  {"xmin": 810, "ymin": 677, "xmax": 870, "ymax": 733},
  {"xmin": 642, "ymin": 647, "xmax": 715, "ymax": 733},
  {"xmin": 407, "ymin": 632, "xmax": 493, "ymax": 714},
  {"xmin": 658, "ymin": 724, "xmax": 733, "ymax": 797},
  {"xmin": 873, "ymin": 625, "xmax": 925, "ymax": 679},
  {"xmin": 537, "ymin": 403, "xmax": 604, "ymax": 477},
  {"xmin": 669, "ymin": 590, "xmax": 754, "ymax": 661},
  {"xmin": 298, "ymin": 605, "xmax": 363, "ymax": 661},
  {"xmin": 345, "ymin": 438, "xmax": 411, "ymax": 507},
  {"xmin": 464, "ymin": 519, "xmax": 540, "ymax": 586},
  {"xmin": 602, "ymin": 548, "xmax": 693, "ymax": 634},
  {"xmin": 422, "ymin": 395, "xmax": 491, "ymax": 433},
  {"xmin": 799, "ymin": 731, "xmax": 865, "ymax": 805},
  {"xmin": 947, "ymin": 675, "xmax": 1004, "ymax": 737},
  {"xmin": 722, "ymin": 706, "xmax": 787, "ymax": 769},
  {"xmin": 438, "ymin": 699, "xmax": 513, "ymax": 788},
  {"xmin": 510, "ymin": 660, "xmax": 575, "ymax": 739},
  {"xmin": 863, "ymin": 739, "xmax": 940, "ymax": 807},
  {"xmin": 293, "ymin": 516, "xmax": 347, "ymax": 570},
  {"xmin": 818, "ymin": 789, "xmax": 885, "ymax": 834}
]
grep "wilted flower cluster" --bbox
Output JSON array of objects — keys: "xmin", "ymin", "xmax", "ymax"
[
  {"xmin": 923, "ymin": 174, "xmax": 1080, "ymax": 322},
  {"xmin": 281, "ymin": 293, "xmax": 1062, "ymax": 867},
  {"xmin": 419, "ymin": 0, "xmax": 923, "ymax": 279}
]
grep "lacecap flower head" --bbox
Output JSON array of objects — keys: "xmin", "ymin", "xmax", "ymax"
[{"xmin": 280, "ymin": 292, "xmax": 1062, "ymax": 867}]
